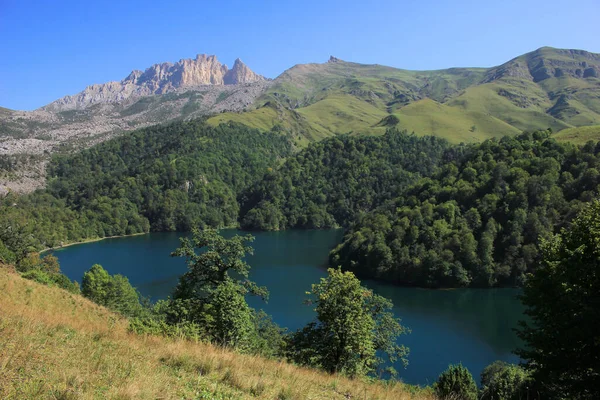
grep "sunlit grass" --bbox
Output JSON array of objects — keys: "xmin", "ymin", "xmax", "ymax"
[{"xmin": 0, "ymin": 267, "xmax": 435, "ymax": 399}]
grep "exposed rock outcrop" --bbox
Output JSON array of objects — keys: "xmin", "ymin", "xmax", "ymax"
[{"xmin": 43, "ymin": 54, "xmax": 265, "ymax": 112}]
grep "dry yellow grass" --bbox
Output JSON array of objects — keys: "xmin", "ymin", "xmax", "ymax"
[{"xmin": 0, "ymin": 268, "xmax": 435, "ymax": 400}]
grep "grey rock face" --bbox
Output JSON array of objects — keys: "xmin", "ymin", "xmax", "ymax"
[{"xmin": 43, "ymin": 54, "xmax": 265, "ymax": 112}]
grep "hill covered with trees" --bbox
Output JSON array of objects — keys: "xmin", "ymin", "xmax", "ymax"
[
  {"xmin": 241, "ymin": 129, "xmax": 600, "ymax": 288},
  {"xmin": 3, "ymin": 118, "xmax": 600, "ymax": 290},
  {"xmin": 0, "ymin": 120, "xmax": 292, "ymax": 252}
]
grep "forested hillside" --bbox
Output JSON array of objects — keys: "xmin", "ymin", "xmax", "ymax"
[
  {"xmin": 330, "ymin": 131, "xmax": 600, "ymax": 287},
  {"xmin": 239, "ymin": 131, "xmax": 451, "ymax": 230},
  {"xmin": 0, "ymin": 120, "xmax": 291, "ymax": 251},
  {"xmin": 243, "ymin": 129, "xmax": 600, "ymax": 287},
  {"xmin": 3, "ymin": 119, "xmax": 600, "ymax": 289}
]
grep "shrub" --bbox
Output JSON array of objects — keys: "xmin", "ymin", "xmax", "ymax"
[
  {"xmin": 0, "ymin": 240, "xmax": 16, "ymax": 264},
  {"xmin": 435, "ymin": 363, "xmax": 478, "ymax": 400},
  {"xmin": 82, "ymin": 264, "xmax": 143, "ymax": 317},
  {"xmin": 21, "ymin": 268, "xmax": 79, "ymax": 294},
  {"xmin": 480, "ymin": 361, "xmax": 532, "ymax": 400},
  {"xmin": 22, "ymin": 268, "xmax": 53, "ymax": 286}
]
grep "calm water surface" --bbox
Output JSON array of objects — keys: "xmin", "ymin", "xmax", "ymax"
[{"xmin": 54, "ymin": 230, "xmax": 523, "ymax": 386}]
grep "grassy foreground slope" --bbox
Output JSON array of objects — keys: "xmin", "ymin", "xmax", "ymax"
[
  {"xmin": 209, "ymin": 47, "xmax": 600, "ymax": 144},
  {"xmin": 0, "ymin": 267, "xmax": 433, "ymax": 400}
]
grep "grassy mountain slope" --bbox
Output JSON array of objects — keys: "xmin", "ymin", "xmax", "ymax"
[
  {"xmin": 0, "ymin": 267, "xmax": 433, "ymax": 399},
  {"xmin": 553, "ymin": 124, "xmax": 600, "ymax": 144},
  {"xmin": 209, "ymin": 48, "xmax": 600, "ymax": 143}
]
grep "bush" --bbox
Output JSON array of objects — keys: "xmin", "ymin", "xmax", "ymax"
[
  {"xmin": 435, "ymin": 364, "xmax": 478, "ymax": 400},
  {"xmin": 82, "ymin": 264, "xmax": 144, "ymax": 317},
  {"xmin": 21, "ymin": 268, "xmax": 79, "ymax": 294},
  {"xmin": 0, "ymin": 240, "xmax": 16, "ymax": 264},
  {"xmin": 481, "ymin": 361, "xmax": 533, "ymax": 400},
  {"xmin": 22, "ymin": 268, "xmax": 53, "ymax": 286}
]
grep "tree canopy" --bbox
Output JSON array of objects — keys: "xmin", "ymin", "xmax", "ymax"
[
  {"xmin": 516, "ymin": 200, "xmax": 600, "ymax": 399},
  {"xmin": 287, "ymin": 268, "xmax": 409, "ymax": 378}
]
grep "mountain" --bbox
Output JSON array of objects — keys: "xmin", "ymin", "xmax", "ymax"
[
  {"xmin": 2, "ymin": 47, "xmax": 600, "ymax": 193},
  {"xmin": 209, "ymin": 47, "xmax": 600, "ymax": 143},
  {"xmin": 43, "ymin": 55, "xmax": 266, "ymax": 112},
  {"xmin": 0, "ymin": 54, "xmax": 269, "ymax": 192}
]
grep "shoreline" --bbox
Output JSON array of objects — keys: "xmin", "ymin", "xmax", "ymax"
[{"xmin": 39, "ymin": 232, "xmax": 148, "ymax": 254}]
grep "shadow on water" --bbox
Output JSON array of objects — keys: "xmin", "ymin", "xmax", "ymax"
[{"xmin": 54, "ymin": 229, "xmax": 524, "ymax": 386}]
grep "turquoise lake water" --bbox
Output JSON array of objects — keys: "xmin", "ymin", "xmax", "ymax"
[{"xmin": 53, "ymin": 230, "xmax": 523, "ymax": 386}]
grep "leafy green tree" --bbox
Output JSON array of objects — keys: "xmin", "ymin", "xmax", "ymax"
[
  {"xmin": 434, "ymin": 363, "xmax": 478, "ymax": 400},
  {"xmin": 516, "ymin": 200, "xmax": 600, "ymax": 399},
  {"xmin": 170, "ymin": 229, "xmax": 278, "ymax": 353},
  {"xmin": 480, "ymin": 361, "xmax": 532, "ymax": 400},
  {"xmin": 81, "ymin": 264, "xmax": 143, "ymax": 317},
  {"xmin": 81, "ymin": 264, "xmax": 111, "ymax": 303},
  {"xmin": 171, "ymin": 229, "xmax": 267, "ymax": 305},
  {"xmin": 0, "ymin": 219, "xmax": 33, "ymax": 265},
  {"xmin": 208, "ymin": 280, "xmax": 254, "ymax": 349},
  {"xmin": 288, "ymin": 268, "xmax": 409, "ymax": 378},
  {"xmin": 249, "ymin": 309, "xmax": 287, "ymax": 358}
]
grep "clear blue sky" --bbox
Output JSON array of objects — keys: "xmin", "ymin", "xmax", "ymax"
[{"xmin": 1, "ymin": 0, "xmax": 599, "ymax": 110}]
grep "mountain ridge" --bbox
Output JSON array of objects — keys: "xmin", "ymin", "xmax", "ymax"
[
  {"xmin": 2, "ymin": 46, "xmax": 600, "ymax": 193},
  {"xmin": 209, "ymin": 46, "xmax": 600, "ymax": 142},
  {"xmin": 43, "ymin": 54, "xmax": 266, "ymax": 112}
]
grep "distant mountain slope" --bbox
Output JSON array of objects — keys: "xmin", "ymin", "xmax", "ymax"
[
  {"xmin": 0, "ymin": 54, "xmax": 270, "ymax": 192},
  {"xmin": 553, "ymin": 124, "xmax": 600, "ymax": 144},
  {"xmin": 2, "ymin": 47, "xmax": 600, "ymax": 193},
  {"xmin": 209, "ymin": 47, "xmax": 600, "ymax": 143}
]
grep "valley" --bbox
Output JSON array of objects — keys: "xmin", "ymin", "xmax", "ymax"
[{"xmin": 2, "ymin": 41, "xmax": 600, "ymax": 399}]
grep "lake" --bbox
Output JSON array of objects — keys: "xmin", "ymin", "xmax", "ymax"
[{"xmin": 53, "ymin": 230, "xmax": 524, "ymax": 386}]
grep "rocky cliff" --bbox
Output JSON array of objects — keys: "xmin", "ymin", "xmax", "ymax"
[{"xmin": 43, "ymin": 54, "xmax": 265, "ymax": 112}]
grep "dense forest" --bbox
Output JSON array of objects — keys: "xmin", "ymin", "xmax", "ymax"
[
  {"xmin": 239, "ymin": 129, "xmax": 600, "ymax": 287},
  {"xmin": 330, "ymin": 130, "xmax": 600, "ymax": 287},
  {"xmin": 2, "ymin": 120, "xmax": 600, "ymax": 289},
  {"xmin": 239, "ymin": 132, "xmax": 451, "ymax": 230},
  {"xmin": 0, "ymin": 120, "xmax": 291, "ymax": 251}
]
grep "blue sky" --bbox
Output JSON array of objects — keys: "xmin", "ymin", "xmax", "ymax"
[{"xmin": 1, "ymin": 0, "xmax": 599, "ymax": 110}]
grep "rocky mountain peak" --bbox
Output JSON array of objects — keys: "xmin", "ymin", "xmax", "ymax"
[
  {"xmin": 43, "ymin": 54, "xmax": 265, "ymax": 111},
  {"xmin": 224, "ymin": 58, "xmax": 264, "ymax": 84}
]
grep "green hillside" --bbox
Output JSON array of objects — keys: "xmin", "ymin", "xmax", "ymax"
[
  {"xmin": 208, "ymin": 47, "xmax": 600, "ymax": 143},
  {"xmin": 553, "ymin": 124, "xmax": 600, "ymax": 144},
  {"xmin": 0, "ymin": 267, "xmax": 433, "ymax": 400}
]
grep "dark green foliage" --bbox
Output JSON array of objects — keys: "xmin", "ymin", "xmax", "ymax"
[
  {"xmin": 168, "ymin": 229, "xmax": 282, "ymax": 354},
  {"xmin": 47, "ymin": 120, "xmax": 291, "ymax": 233},
  {"xmin": 435, "ymin": 364, "xmax": 478, "ymax": 400},
  {"xmin": 81, "ymin": 264, "xmax": 144, "ymax": 317},
  {"xmin": 480, "ymin": 361, "xmax": 533, "ymax": 400},
  {"xmin": 0, "ymin": 239, "xmax": 16, "ymax": 264},
  {"xmin": 250, "ymin": 309, "xmax": 287, "ymax": 358},
  {"xmin": 287, "ymin": 268, "xmax": 409, "ymax": 378},
  {"xmin": 208, "ymin": 280, "xmax": 254, "ymax": 349},
  {"xmin": 0, "ymin": 120, "xmax": 292, "ymax": 251},
  {"xmin": 19, "ymin": 253, "xmax": 79, "ymax": 294},
  {"xmin": 516, "ymin": 200, "xmax": 600, "ymax": 399},
  {"xmin": 331, "ymin": 130, "xmax": 600, "ymax": 287},
  {"xmin": 240, "ymin": 129, "xmax": 450, "ymax": 230},
  {"xmin": 0, "ymin": 218, "xmax": 34, "ymax": 264}
]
